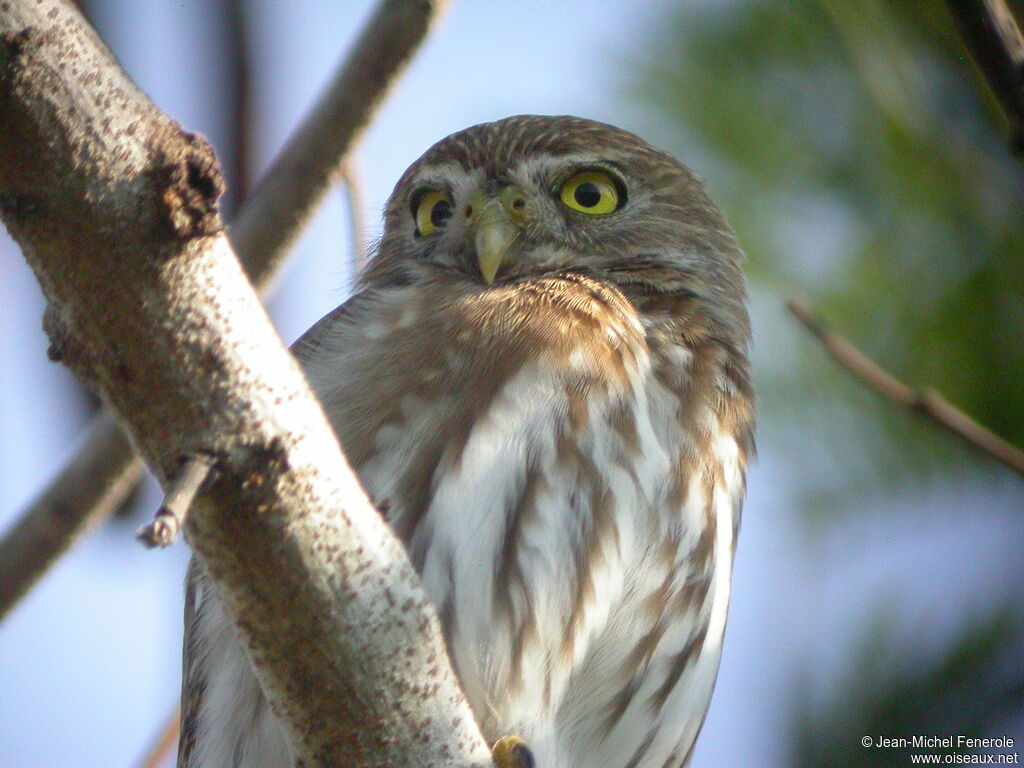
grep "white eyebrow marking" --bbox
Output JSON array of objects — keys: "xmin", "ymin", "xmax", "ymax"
[
  {"xmin": 407, "ymin": 164, "xmax": 485, "ymax": 204},
  {"xmin": 411, "ymin": 163, "xmax": 478, "ymax": 186}
]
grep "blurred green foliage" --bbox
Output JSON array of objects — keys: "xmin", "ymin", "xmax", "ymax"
[
  {"xmin": 630, "ymin": 1, "xmax": 1024, "ymax": 763},
  {"xmin": 793, "ymin": 612, "xmax": 1024, "ymax": 767},
  {"xmin": 633, "ymin": 0, "xmax": 1024, "ymax": 502}
]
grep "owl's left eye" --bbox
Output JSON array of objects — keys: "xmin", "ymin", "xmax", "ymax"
[
  {"xmin": 559, "ymin": 170, "xmax": 623, "ymax": 216},
  {"xmin": 413, "ymin": 190, "xmax": 453, "ymax": 236}
]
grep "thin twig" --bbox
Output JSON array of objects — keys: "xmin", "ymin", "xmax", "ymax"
[
  {"xmin": 339, "ymin": 156, "xmax": 368, "ymax": 271},
  {"xmin": 787, "ymin": 297, "xmax": 1024, "ymax": 476},
  {"xmin": 137, "ymin": 455, "xmax": 215, "ymax": 548},
  {"xmin": 134, "ymin": 707, "xmax": 180, "ymax": 768},
  {"xmin": 0, "ymin": 0, "xmax": 448, "ymax": 620},
  {"xmin": 943, "ymin": 0, "xmax": 1024, "ymax": 153}
]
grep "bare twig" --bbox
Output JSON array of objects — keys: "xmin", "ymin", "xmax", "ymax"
[
  {"xmin": 0, "ymin": 1, "xmax": 488, "ymax": 765},
  {"xmin": 137, "ymin": 455, "xmax": 215, "ymax": 548},
  {"xmin": 0, "ymin": 412, "xmax": 143, "ymax": 620},
  {"xmin": 134, "ymin": 707, "xmax": 180, "ymax": 768},
  {"xmin": 787, "ymin": 297, "xmax": 1024, "ymax": 476},
  {"xmin": 0, "ymin": 0, "xmax": 448, "ymax": 621},
  {"xmin": 339, "ymin": 156, "xmax": 368, "ymax": 271},
  {"xmin": 943, "ymin": 0, "xmax": 1024, "ymax": 153}
]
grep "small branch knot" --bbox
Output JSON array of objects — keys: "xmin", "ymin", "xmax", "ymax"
[
  {"xmin": 154, "ymin": 129, "xmax": 225, "ymax": 240},
  {"xmin": 0, "ymin": 27, "xmax": 36, "ymax": 69},
  {"xmin": 42, "ymin": 303, "xmax": 72, "ymax": 362}
]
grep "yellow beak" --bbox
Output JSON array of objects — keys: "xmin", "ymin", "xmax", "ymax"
[{"xmin": 471, "ymin": 188, "xmax": 525, "ymax": 285}]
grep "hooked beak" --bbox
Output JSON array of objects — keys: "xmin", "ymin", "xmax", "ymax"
[{"xmin": 470, "ymin": 187, "xmax": 525, "ymax": 285}]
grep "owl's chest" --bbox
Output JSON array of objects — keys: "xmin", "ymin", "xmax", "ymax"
[
  {"xmin": 298, "ymin": 281, "xmax": 743, "ymax": 763},
  {"xmin": 302, "ymin": 277, "xmax": 669, "ymax": 528},
  {"xmin": 307, "ymin": 286, "xmax": 679, "ymax": 534},
  {"xmin": 339, "ymin": 322, "xmax": 685, "ymax": 703}
]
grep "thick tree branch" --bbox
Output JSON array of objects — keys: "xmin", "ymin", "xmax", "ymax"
[
  {"xmin": 0, "ymin": 0, "xmax": 448, "ymax": 620},
  {"xmin": 0, "ymin": 1, "xmax": 487, "ymax": 766},
  {"xmin": 787, "ymin": 298, "xmax": 1024, "ymax": 477},
  {"xmin": 943, "ymin": 0, "xmax": 1024, "ymax": 153}
]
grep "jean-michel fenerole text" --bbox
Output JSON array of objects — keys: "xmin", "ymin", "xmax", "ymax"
[{"xmin": 872, "ymin": 736, "xmax": 1015, "ymax": 750}]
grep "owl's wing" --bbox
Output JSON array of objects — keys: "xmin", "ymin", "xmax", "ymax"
[
  {"xmin": 291, "ymin": 300, "xmax": 354, "ymax": 362},
  {"xmin": 176, "ymin": 556, "xmax": 292, "ymax": 768},
  {"xmin": 175, "ymin": 558, "xmax": 202, "ymax": 768}
]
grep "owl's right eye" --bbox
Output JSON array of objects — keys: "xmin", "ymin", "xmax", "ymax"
[{"xmin": 413, "ymin": 190, "xmax": 453, "ymax": 236}]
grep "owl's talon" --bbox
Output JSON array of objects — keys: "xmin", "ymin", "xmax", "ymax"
[{"xmin": 492, "ymin": 735, "xmax": 536, "ymax": 768}]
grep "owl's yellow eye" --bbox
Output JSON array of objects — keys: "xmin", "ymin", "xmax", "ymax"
[
  {"xmin": 559, "ymin": 171, "xmax": 621, "ymax": 215},
  {"xmin": 414, "ymin": 190, "xmax": 453, "ymax": 236}
]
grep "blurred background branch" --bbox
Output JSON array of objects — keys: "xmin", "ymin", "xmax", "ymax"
[
  {"xmin": 223, "ymin": 0, "xmax": 253, "ymax": 218},
  {"xmin": 0, "ymin": 413, "xmax": 141, "ymax": 620},
  {"xmin": 788, "ymin": 297, "xmax": 1024, "ymax": 476},
  {"xmin": 133, "ymin": 707, "xmax": 179, "ymax": 768},
  {"xmin": 943, "ymin": 0, "xmax": 1024, "ymax": 153},
  {"xmin": 229, "ymin": 0, "xmax": 451, "ymax": 287},
  {"xmin": 339, "ymin": 157, "xmax": 368, "ymax": 272}
]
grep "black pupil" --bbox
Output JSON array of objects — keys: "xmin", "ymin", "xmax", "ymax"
[
  {"xmin": 574, "ymin": 182, "xmax": 603, "ymax": 208},
  {"xmin": 430, "ymin": 199, "xmax": 453, "ymax": 227}
]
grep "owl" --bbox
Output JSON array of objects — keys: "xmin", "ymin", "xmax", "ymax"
[{"xmin": 178, "ymin": 115, "xmax": 754, "ymax": 768}]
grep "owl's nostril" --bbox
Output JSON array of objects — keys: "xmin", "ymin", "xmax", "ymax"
[{"xmin": 464, "ymin": 205, "xmax": 474, "ymax": 217}]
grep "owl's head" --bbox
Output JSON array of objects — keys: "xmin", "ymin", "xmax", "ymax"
[{"xmin": 366, "ymin": 115, "xmax": 748, "ymax": 341}]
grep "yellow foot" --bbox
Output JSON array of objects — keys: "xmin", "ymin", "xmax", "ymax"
[{"xmin": 492, "ymin": 735, "xmax": 536, "ymax": 768}]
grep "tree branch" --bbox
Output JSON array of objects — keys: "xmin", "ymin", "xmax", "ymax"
[
  {"xmin": 0, "ymin": 1, "xmax": 487, "ymax": 766},
  {"xmin": 943, "ymin": 0, "xmax": 1024, "ymax": 153},
  {"xmin": 787, "ymin": 298, "xmax": 1024, "ymax": 477},
  {"xmin": 0, "ymin": 0, "xmax": 448, "ymax": 621}
]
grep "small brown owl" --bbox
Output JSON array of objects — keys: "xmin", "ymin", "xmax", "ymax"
[{"xmin": 178, "ymin": 115, "xmax": 754, "ymax": 768}]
